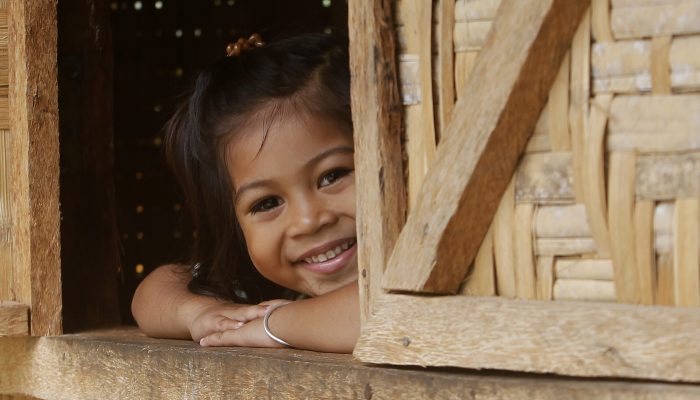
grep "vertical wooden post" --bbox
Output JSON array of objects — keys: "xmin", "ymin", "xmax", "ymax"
[
  {"xmin": 348, "ymin": 0, "xmax": 406, "ymax": 324},
  {"xmin": 8, "ymin": 0, "xmax": 62, "ymax": 336}
]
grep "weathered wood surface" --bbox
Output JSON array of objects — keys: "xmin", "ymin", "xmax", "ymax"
[
  {"xmin": 382, "ymin": 0, "xmax": 590, "ymax": 293},
  {"xmin": 1, "ymin": 328, "xmax": 700, "ymax": 399},
  {"xmin": 348, "ymin": 0, "xmax": 406, "ymax": 323},
  {"xmin": 0, "ymin": 301, "xmax": 28, "ymax": 336},
  {"xmin": 8, "ymin": 0, "xmax": 61, "ymax": 335},
  {"xmin": 355, "ymin": 294, "xmax": 700, "ymax": 382}
]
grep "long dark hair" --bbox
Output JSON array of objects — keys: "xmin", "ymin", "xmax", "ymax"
[{"xmin": 164, "ymin": 33, "xmax": 351, "ymax": 301}]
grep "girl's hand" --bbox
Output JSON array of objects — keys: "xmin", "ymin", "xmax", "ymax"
[
  {"xmin": 198, "ymin": 318, "xmax": 284, "ymax": 348},
  {"xmin": 188, "ymin": 302, "xmax": 268, "ymax": 342},
  {"xmin": 198, "ymin": 299, "xmax": 293, "ymax": 347}
]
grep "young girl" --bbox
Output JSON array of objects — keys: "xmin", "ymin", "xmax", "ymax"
[{"xmin": 131, "ymin": 33, "xmax": 360, "ymax": 353}]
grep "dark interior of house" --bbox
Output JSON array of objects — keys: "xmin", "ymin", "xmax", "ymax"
[{"xmin": 57, "ymin": 0, "xmax": 348, "ymax": 329}]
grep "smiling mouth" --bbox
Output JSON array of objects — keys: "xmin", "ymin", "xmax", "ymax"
[{"xmin": 303, "ymin": 239, "xmax": 356, "ymax": 264}]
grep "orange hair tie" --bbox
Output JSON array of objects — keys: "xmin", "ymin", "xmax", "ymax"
[{"xmin": 226, "ymin": 33, "xmax": 265, "ymax": 57}]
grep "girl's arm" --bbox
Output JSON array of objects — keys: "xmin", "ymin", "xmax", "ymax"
[
  {"xmin": 131, "ymin": 264, "xmax": 269, "ymax": 341},
  {"xmin": 200, "ymin": 281, "xmax": 360, "ymax": 353}
]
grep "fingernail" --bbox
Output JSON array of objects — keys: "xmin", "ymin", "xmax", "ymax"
[{"xmin": 199, "ymin": 338, "xmax": 206, "ymax": 347}]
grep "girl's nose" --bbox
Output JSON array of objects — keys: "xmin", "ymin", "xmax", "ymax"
[{"xmin": 287, "ymin": 195, "xmax": 338, "ymax": 238}]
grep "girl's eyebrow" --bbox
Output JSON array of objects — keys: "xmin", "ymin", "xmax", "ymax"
[{"xmin": 234, "ymin": 145, "xmax": 354, "ymax": 205}]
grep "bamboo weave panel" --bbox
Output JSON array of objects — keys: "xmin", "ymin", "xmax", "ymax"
[{"xmin": 394, "ymin": 0, "xmax": 700, "ymax": 306}]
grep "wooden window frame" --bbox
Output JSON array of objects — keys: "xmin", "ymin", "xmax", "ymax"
[{"xmin": 349, "ymin": 0, "xmax": 700, "ymax": 382}]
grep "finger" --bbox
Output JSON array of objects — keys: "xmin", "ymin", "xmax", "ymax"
[
  {"xmin": 218, "ymin": 305, "xmax": 269, "ymax": 322},
  {"xmin": 214, "ymin": 316, "xmax": 244, "ymax": 332},
  {"xmin": 258, "ymin": 299, "xmax": 293, "ymax": 307},
  {"xmin": 199, "ymin": 323, "xmax": 280, "ymax": 348}
]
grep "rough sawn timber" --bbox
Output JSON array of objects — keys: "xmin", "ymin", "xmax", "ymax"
[
  {"xmin": 382, "ymin": 0, "xmax": 590, "ymax": 293},
  {"xmin": 8, "ymin": 0, "xmax": 62, "ymax": 335},
  {"xmin": 1, "ymin": 328, "xmax": 700, "ymax": 399},
  {"xmin": 355, "ymin": 294, "xmax": 700, "ymax": 382},
  {"xmin": 348, "ymin": 0, "xmax": 406, "ymax": 324}
]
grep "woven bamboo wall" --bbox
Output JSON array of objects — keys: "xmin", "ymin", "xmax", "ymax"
[
  {"xmin": 0, "ymin": 0, "xmax": 10, "ymax": 302},
  {"xmin": 395, "ymin": 0, "xmax": 700, "ymax": 305}
]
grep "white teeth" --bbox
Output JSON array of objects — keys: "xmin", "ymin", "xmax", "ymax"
[{"xmin": 302, "ymin": 239, "xmax": 355, "ymax": 264}]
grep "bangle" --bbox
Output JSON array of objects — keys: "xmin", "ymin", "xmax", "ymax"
[{"xmin": 263, "ymin": 303, "xmax": 292, "ymax": 347}]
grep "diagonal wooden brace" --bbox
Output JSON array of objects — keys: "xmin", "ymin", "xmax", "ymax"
[{"xmin": 382, "ymin": 0, "xmax": 591, "ymax": 293}]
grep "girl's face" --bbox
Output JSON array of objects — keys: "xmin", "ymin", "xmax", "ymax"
[{"xmin": 226, "ymin": 112, "xmax": 357, "ymax": 297}]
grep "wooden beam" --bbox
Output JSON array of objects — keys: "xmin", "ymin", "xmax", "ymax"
[
  {"xmin": 0, "ymin": 301, "xmax": 28, "ymax": 336},
  {"xmin": 355, "ymin": 294, "xmax": 700, "ymax": 382},
  {"xmin": 382, "ymin": 0, "xmax": 590, "ymax": 293},
  {"xmin": 1, "ymin": 328, "xmax": 699, "ymax": 399},
  {"xmin": 8, "ymin": 0, "xmax": 62, "ymax": 335},
  {"xmin": 348, "ymin": 0, "xmax": 406, "ymax": 323}
]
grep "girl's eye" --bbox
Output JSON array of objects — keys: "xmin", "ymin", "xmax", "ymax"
[
  {"xmin": 318, "ymin": 168, "xmax": 352, "ymax": 188},
  {"xmin": 250, "ymin": 197, "xmax": 282, "ymax": 215}
]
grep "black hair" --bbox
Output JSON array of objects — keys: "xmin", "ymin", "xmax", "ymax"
[{"xmin": 164, "ymin": 33, "xmax": 351, "ymax": 301}]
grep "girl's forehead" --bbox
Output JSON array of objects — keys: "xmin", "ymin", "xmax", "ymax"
[{"xmin": 225, "ymin": 112, "xmax": 353, "ymax": 185}]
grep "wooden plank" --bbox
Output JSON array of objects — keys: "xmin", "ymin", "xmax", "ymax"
[
  {"xmin": 383, "ymin": 0, "xmax": 590, "ymax": 293},
  {"xmin": 0, "ymin": 301, "xmax": 28, "ymax": 336},
  {"xmin": 356, "ymin": 294, "xmax": 700, "ymax": 382},
  {"xmin": 349, "ymin": 0, "xmax": 406, "ymax": 323},
  {"xmin": 0, "ymin": 130, "xmax": 9, "ymax": 301},
  {"xmin": 2, "ymin": 328, "xmax": 698, "ymax": 399},
  {"xmin": 610, "ymin": 0, "xmax": 700, "ymax": 39},
  {"xmin": 651, "ymin": 35, "xmax": 672, "ymax": 95},
  {"xmin": 8, "ymin": 0, "xmax": 62, "ymax": 335}
]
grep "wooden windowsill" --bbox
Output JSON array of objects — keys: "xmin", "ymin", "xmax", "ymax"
[{"xmin": 1, "ymin": 327, "xmax": 698, "ymax": 399}]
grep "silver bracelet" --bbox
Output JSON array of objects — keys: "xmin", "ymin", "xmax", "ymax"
[{"xmin": 263, "ymin": 302, "xmax": 292, "ymax": 347}]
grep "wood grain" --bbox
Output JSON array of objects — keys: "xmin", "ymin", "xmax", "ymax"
[
  {"xmin": 673, "ymin": 198, "xmax": 700, "ymax": 306},
  {"xmin": 610, "ymin": 0, "xmax": 700, "ymax": 39},
  {"xmin": 434, "ymin": 0, "xmax": 455, "ymax": 142},
  {"xmin": 356, "ymin": 294, "xmax": 700, "ymax": 382},
  {"xmin": 493, "ymin": 177, "xmax": 516, "ymax": 297},
  {"xmin": 8, "ymin": 0, "xmax": 62, "ymax": 335},
  {"xmin": 583, "ymin": 94, "xmax": 612, "ymax": 257},
  {"xmin": 592, "ymin": 36, "xmax": 700, "ymax": 94},
  {"xmin": 0, "ymin": 301, "xmax": 28, "ymax": 336},
  {"xmin": 636, "ymin": 152, "xmax": 700, "ymax": 200},
  {"xmin": 382, "ymin": 0, "xmax": 590, "ymax": 293},
  {"xmin": 606, "ymin": 95, "xmax": 700, "ymax": 153},
  {"xmin": 3, "ymin": 328, "xmax": 700, "ymax": 399},
  {"xmin": 349, "ymin": 0, "xmax": 406, "ymax": 323},
  {"xmin": 608, "ymin": 152, "xmax": 640, "ymax": 303},
  {"xmin": 514, "ymin": 204, "xmax": 536, "ymax": 299},
  {"xmin": 515, "ymin": 152, "xmax": 574, "ymax": 203},
  {"xmin": 568, "ymin": 10, "xmax": 590, "ymax": 203},
  {"xmin": 635, "ymin": 200, "xmax": 656, "ymax": 305},
  {"xmin": 460, "ymin": 225, "xmax": 495, "ymax": 296}
]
